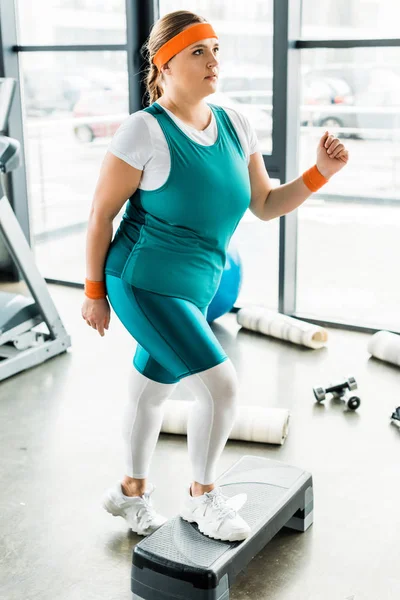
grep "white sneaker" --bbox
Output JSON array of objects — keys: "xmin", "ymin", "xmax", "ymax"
[
  {"xmin": 102, "ymin": 481, "xmax": 168, "ymax": 536},
  {"xmin": 179, "ymin": 484, "xmax": 251, "ymax": 542}
]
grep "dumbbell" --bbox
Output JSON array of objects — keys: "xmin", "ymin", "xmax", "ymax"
[
  {"xmin": 391, "ymin": 407, "xmax": 400, "ymax": 423},
  {"xmin": 313, "ymin": 376, "xmax": 361, "ymax": 410}
]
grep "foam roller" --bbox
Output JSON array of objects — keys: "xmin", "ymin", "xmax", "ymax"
[
  {"xmin": 367, "ymin": 330, "xmax": 400, "ymax": 367},
  {"xmin": 161, "ymin": 400, "xmax": 290, "ymax": 445},
  {"xmin": 237, "ymin": 306, "xmax": 328, "ymax": 349}
]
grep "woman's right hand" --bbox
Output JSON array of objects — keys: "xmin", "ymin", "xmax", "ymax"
[{"xmin": 81, "ymin": 296, "xmax": 110, "ymax": 337}]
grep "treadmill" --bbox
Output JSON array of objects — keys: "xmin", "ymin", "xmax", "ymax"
[{"xmin": 0, "ymin": 77, "xmax": 71, "ymax": 381}]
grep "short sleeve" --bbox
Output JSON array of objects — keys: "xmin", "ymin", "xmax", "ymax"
[
  {"xmin": 225, "ymin": 106, "xmax": 262, "ymax": 157},
  {"xmin": 242, "ymin": 112, "xmax": 262, "ymax": 155},
  {"xmin": 107, "ymin": 112, "xmax": 152, "ymax": 170}
]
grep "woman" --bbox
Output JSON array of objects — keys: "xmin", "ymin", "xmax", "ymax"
[{"xmin": 81, "ymin": 10, "xmax": 349, "ymax": 541}]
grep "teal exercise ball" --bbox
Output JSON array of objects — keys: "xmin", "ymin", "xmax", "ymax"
[{"xmin": 206, "ymin": 241, "xmax": 243, "ymax": 322}]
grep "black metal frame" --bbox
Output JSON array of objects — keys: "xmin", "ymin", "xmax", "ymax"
[{"xmin": 0, "ymin": 0, "xmax": 398, "ymax": 333}]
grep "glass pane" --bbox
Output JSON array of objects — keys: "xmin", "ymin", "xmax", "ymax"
[
  {"xmin": 301, "ymin": 0, "xmax": 399, "ymax": 40},
  {"xmin": 297, "ymin": 48, "xmax": 400, "ymax": 330},
  {"xmin": 159, "ymin": 0, "xmax": 273, "ymax": 155},
  {"xmin": 234, "ymin": 181, "xmax": 280, "ymax": 312},
  {"xmin": 16, "ymin": 0, "xmax": 126, "ymax": 45},
  {"xmin": 20, "ymin": 51, "xmax": 129, "ymax": 282}
]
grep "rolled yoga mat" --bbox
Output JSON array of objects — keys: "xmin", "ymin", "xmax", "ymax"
[
  {"xmin": 161, "ymin": 400, "xmax": 290, "ymax": 445},
  {"xmin": 367, "ymin": 330, "xmax": 400, "ymax": 367},
  {"xmin": 237, "ymin": 306, "xmax": 328, "ymax": 349}
]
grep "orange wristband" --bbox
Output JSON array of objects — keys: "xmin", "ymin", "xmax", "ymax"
[
  {"xmin": 302, "ymin": 164, "xmax": 329, "ymax": 192},
  {"xmin": 85, "ymin": 278, "xmax": 106, "ymax": 299}
]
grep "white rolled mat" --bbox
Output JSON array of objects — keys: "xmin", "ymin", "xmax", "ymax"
[
  {"xmin": 161, "ymin": 400, "xmax": 290, "ymax": 445},
  {"xmin": 237, "ymin": 306, "xmax": 328, "ymax": 349},
  {"xmin": 367, "ymin": 330, "xmax": 400, "ymax": 367}
]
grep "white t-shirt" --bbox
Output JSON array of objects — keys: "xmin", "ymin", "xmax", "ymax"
[{"xmin": 107, "ymin": 102, "xmax": 261, "ymax": 191}]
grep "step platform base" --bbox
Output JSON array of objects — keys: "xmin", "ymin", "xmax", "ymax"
[{"xmin": 131, "ymin": 455, "xmax": 313, "ymax": 600}]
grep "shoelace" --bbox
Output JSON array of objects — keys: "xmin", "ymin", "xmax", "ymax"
[
  {"xmin": 202, "ymin": 488, "xmax": 237, "ymax": 521},
  {"xmin": 126, "ymin": 492, "xmax": 157, "ymax": 530}
]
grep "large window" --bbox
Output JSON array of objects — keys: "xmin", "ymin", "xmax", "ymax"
[
  {"xmin": 14, "ymin": 0, "xmax": 128, "ymax": 282},
  {"xmin": 21, "ymin": 50, "xmax": 128, "ymax": 282},
  {"xmin": 4, "ymin": 0, "xmax": 398, "ymax": 332},
  {"xmin": 296, "ymin": 45, "xmax": 400, "ymax": 330}
]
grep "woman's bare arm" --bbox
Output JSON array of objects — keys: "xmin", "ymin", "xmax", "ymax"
[{"xmin": 86, "ymin": 152, "xmax": 143, "ymax": 281}]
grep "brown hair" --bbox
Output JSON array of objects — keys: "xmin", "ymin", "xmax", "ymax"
[{"xmin": 141, "ymin": 10, "xmax": 208, "ymax": 105}]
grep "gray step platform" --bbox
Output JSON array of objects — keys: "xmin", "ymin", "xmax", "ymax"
[{"xmin": 131, "ymin": 455, "xmax": 313, "ymax": 600}]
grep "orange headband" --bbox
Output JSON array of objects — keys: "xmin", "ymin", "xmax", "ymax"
[{"xmin": 153, "ymin": 23, "xmax": 218, "ymax": 71}]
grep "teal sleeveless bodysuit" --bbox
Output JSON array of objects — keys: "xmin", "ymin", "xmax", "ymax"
[{"xmin": 104, "ymin": 101, "xmax": 251, "ymax": 308}]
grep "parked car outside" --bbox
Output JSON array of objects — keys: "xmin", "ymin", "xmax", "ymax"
[
  {"xmin": 23, "ymin": 68, "xmax": 127, "ymax": 116},
  {"xmin": 303, "ymin": 64, "xmax": 400, "ymax": 139},
  {"xmin": 219, "ymin": 68, "xmax": 359, "ymax": 138},
  {"xmin": 301, "ymin": 75, "xmax": 358, "ymax": 138},
  {"xmin": 72, "ymin": 88, "xmax": 129, "ymax": 142}
]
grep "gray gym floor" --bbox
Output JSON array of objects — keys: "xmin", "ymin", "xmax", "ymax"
[{"xmin": 1, "ymin": 282, "xmax": 399, "ymax": 600}]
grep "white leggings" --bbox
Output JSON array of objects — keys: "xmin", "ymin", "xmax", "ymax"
[{"xmin": 121, "ymin": 358, "xmax": 239, "ymax": 485}]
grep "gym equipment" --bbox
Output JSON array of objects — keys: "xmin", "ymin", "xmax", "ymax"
[
  {"xmin": 130, "ymin": 455, "xmax": 313, "ymax": 600},
  {"xmin": 313, "ymin": 376, "xmax": 361, "ymax": 410},
  {"xmin": 237, "ymin": 306, "xmax": 328, "ymax": 349},
  {"xmin": 207, "ymin": 241, "xmax": 242, "ymax": 323},
  {"xmin": 161, "ymin": 399, "xmax": 290, "ymax": 445},
  {"xmin": 0, "ymin": 77, "xmax": 71, "ymax": 381},
  {"xmin": 367, "ymin": 330, "xmax": 400, "ymax": 368}
]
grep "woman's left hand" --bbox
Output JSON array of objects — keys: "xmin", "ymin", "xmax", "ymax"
[{"xmin": 316, "ymin": 130, "xmax": 349, "ymax": 180}]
